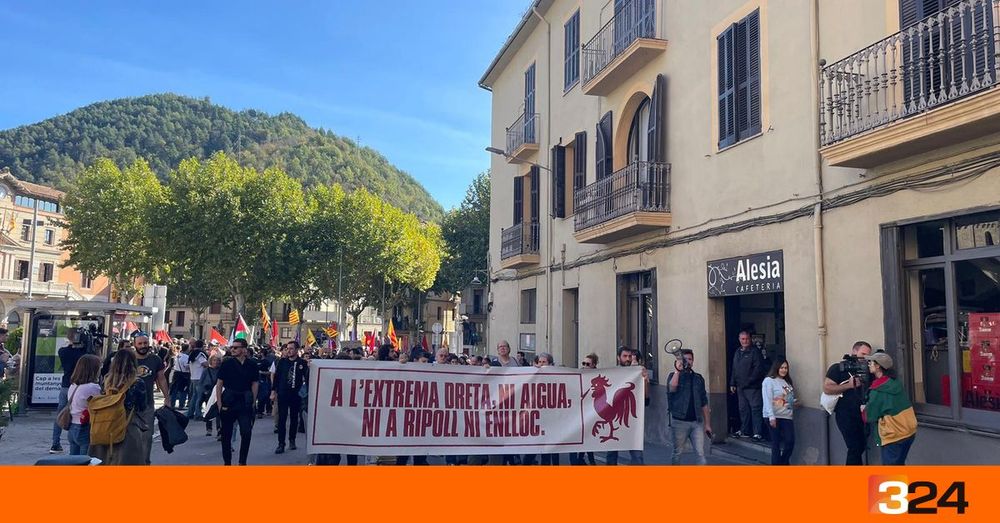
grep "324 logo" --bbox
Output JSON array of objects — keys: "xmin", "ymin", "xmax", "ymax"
[{"xmin": 868, "ymin": 476, "xmax": 969, "ymax": 515}]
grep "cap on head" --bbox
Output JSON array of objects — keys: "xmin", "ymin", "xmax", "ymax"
[{"xmin": 867, "ymin": 351, "xmax": 893, "ymax": 370}]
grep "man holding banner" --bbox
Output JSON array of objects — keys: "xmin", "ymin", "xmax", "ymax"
[{"xmin": 305, "ymin": 356, "xmax": 644, "ymax": 460}]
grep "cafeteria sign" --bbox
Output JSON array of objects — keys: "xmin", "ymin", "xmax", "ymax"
[{"xmin": 707, "ymin": 250, "xmax": 783, "ymax": 297}]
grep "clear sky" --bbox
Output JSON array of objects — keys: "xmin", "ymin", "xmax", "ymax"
[{"xmin": 0, "ymin": 0, "xmax": 527, "ymax": 210}]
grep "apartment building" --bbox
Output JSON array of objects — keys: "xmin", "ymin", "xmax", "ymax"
[
  {"xmin": 481, "ymin": 0, "xmax": 1000, "ymax": 464},
  {"xmin": 0, "ymin": 169, "xmax": 112, "ymax": 327}
]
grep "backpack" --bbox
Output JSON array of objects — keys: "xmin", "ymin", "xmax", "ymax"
[{"xmin": 87, "ymin": 380, "xmax": 135, "ymax": 446}]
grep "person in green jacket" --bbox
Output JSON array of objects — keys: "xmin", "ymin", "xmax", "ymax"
[{"xmin": 862, "ymin": 352, "xmax": 917, "ymax": 465}]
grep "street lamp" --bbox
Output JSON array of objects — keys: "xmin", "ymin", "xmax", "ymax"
[
  {"xmin": 470, "ymin": 269, "xmax": 490, "ymax": 286},
  {"xmin": 484, "ymin": 146, "xmax": 551, "ymax": 172}
]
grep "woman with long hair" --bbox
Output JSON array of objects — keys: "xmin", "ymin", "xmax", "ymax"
[
  {"xmin": 89, "ymin": 349, "xmax": 147, "ymax": 465},
  {"xmin": 762, "ymin": 358, "xmax": 799, "ymax": 465},
  {"xmin": 66, "ymin": 354, "xmax": 102, "ymax": 455}
]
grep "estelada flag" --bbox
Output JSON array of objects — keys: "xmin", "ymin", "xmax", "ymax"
[
  {"xmin": 305, "ymin": 329, "xmax": 317, "ymax": 348},
  {"xmin": 288, "ymin": 310, "xmax": 300, "ymax": 325},
  {"xmin": 209, "ymin": 327, "xmax": 228, "ymax": 346},
  {"xmin": 323, "ymin": 322, "xmax": 338, "ymax": 339},
  {"xmin": 387, "ymin": 319, "xmax": 399, "ymax": 350}
]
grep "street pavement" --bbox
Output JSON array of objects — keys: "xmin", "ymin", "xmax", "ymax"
[{"xmin": 1, "ymin": 392, "xmax": 750, "ymax": 466}]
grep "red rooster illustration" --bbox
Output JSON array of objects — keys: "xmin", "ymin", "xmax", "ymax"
[{"xmin": 584, "ymin": 375, "xmax": 637, "ymax": 442}]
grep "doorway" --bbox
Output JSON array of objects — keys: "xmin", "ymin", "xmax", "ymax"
[{"xmin": 723, "ymin": 292, "xmax": 786, "ymax": 437}]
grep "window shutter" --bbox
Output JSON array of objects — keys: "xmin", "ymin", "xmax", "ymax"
[
  {"xmin": 574, "ymin": 131, "xmax": 587, "ymax": 191},
  {"xmin": 899, "ymin": 0, "xmax": 920, "ymax": 26},
  {"xmin": 529, "ymin": 166, "xmax": 540, "ymax": 223},
  {"xmin": 717, "ymin": 26, "xmax": 737, "ymax": 148},
  {"xmin": 551, "ymin": 146, "xmax": 566, "ymax": 218},
  {"xmin": 647, "ymin": 74, "xmax": 666, "ymax": 163},
  {"xmin": 596, "ymin": 111, "xmax": 613, "ymax": 179},
  {"xmin": 513, "ymin": 177, "xmax": 523, "ymax": 225},
  {"xmin": 744, "ymin": 10, "xmax": 761, "ymax": 139}
]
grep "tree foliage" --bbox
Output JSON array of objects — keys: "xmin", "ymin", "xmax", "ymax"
[
  {"xmin": 435, "ymin": 171, "xmax": 490, "ymax": 292},
  {"xmin": 0, "ymin": 93, "xmax": 443, "ymax": 222},
  {"xmin": 159, "ymin": 152, "xmax": 307, "ymax": 316},
  {"xmin": 59, "ymin": 158, "xmax": 166, "ymax": 301}
]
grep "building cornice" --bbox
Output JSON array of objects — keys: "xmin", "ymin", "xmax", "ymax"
[{"xmin": 478, "ymin": 0, "xmax": 552, "ymax": 90}]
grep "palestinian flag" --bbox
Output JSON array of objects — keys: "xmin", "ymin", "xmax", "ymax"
[{"xmin": 228, "ymin": 314, "xmax": 250, "ymax": 346}]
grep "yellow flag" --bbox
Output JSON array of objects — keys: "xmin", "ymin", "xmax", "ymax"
[
  {"xmin": 260, "ymin": 303, "xmax": 271, "ymax": 333},
  {"xmin": 387, "ymin": 319, "xmax": 399, "ymax": 350},
  {"xmin": 288, "ymin": 309, "xmax": 300, "ymax": 325},
  {"xmin": 305, "ymin": 328, "xmax": 317, "ymax": 347}
]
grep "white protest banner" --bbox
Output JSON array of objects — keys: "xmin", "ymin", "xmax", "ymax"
[{"xmin": 306, "ymin": 360, "xmax": 644, "ymax": 456}]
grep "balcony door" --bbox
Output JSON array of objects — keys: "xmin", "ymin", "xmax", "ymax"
[{"xmin": 524, "ymin": 63, "xmax": 536, "ymax": 144}]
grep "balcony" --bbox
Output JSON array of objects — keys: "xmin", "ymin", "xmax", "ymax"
[
  {"xmin": 581, "ymin": 0, "xmax": 666, "ymax": 96},
  {"xmin": 573, "ymin": 161, "xmax": 671, "ymax": 243},
  {"xmin": 820, "ymin": 0, "xmax": 1000, "ymax": 168},
  {"xmin": 500, "ymin": 221, "xmax": 540, "ymax": 269},
  {"xmin": 0, "ymin": 278, "xmax": 83, "ymax": 300},
  {"xmin": 505, "ymin": 112, "xmax": 540, "ymax": 163}
]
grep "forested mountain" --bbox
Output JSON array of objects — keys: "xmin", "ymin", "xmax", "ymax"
[{"xmin": 0, "ymin": 93, "xmax": 443, "ymax": 221}]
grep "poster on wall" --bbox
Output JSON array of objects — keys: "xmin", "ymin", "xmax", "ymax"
[
  {"xmin": 29, "ymin": 315, "xmax": 105, "ymax": 406},
  {"xmin": 965, "ymin": 313, "xmax": 1000, "ymax": 411}
]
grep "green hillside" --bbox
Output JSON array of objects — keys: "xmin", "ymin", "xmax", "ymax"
[{"xmin": 0, "ymin": 93, "xmax": 443, "ymax": 221}]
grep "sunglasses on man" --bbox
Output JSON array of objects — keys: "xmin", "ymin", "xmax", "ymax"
[{"xmin": 581, "ymin": 361, "xmax": 594, "ymax": 367}]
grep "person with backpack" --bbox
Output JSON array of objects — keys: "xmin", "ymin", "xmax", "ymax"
[{"xmin": 88, "ymin": 349, "xmax": 147, "ymax": 465}]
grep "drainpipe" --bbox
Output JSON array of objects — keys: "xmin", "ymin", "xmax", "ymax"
[
  {"xmin": 532, "ymin": 6, "xmax": 555, "ymax": 355},
  {"xmin": 810, "ymin": 0, "xmax": 830, "ymax": 465}
]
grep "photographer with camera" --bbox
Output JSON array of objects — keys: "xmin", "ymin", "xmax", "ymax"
[
  {"xmin": 667, "ymin": 347, "xmax": 712, "ymax": 465},
  {"xmin": 823, "ymin": 341, "xmax": 872, "ymax": 465}
]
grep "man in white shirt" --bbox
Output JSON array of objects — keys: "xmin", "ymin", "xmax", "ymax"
[{"xmin": 185, "ymin": 339, "xmax": 209, "ymax": 420}]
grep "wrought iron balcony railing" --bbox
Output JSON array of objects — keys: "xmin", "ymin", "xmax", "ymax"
[
  {"xmin": 582, "ymin": 0, "xmax": 657, "ymax": 86},
  {"xmin": 573, "ymin": 161, "xmax": 670, "ymax": 232},
  {"xmin": 500, "ymin": 220, "xmax": 540, "ymax": 260},
  {"xmin": 820, "ymin": 0, "xmax": 999, "ymax": 146},
  {"xmin": 506, "ymin": 112, "xmax": 540, "ymax": 154}
]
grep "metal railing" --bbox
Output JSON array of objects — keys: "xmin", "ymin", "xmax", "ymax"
[
  {"xmin": 506, "ymin": 112, "xmax": 540, "ymax": 153},
  {"xmin": 582, "ymin": 0, "xmax": 657, "ymax": 86},
  {"xmin": 500, "ymin": 220, "xmax": 540, "ymax": 260},
  {"xmin": 820, "ymin": 0, "xmax": 1000, "ymax": 146},
  {"xmin": 574, "ymin": 161, "xmax": 670, "ymax": 232},
  {"xmin": 0, "ymin": 278, "xmax": 82, "ymax": 299}
]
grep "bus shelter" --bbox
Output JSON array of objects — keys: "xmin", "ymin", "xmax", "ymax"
[{"xmin": 13, "ymin": 300, "xmax": 153, "ymax": 410}]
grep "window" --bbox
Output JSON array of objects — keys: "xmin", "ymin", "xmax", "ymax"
[
  {"xmin": 44, "ymin": 229, "xmax": 54, "ymax": 245},
  {"xmin": 717, "ymin": 9, "xmax": 761, "ymax": 149},
  {"xmin": 176, "ymin": 311, "xmax": 186, "ymax": 327},
  {"xmin": 164, "ymin": 310, "xmax": 171, "ymax": 326},
  {"xmin": 20, "ymin": 222, "xmax": 31, "ymax": 242},
  {"xmin": 524, "ymin": 63, "xmax": 536, "ymax": 143},
  {"xmin": 627, "ymin": 97, "xmax": 651, "ymax": 164},
  {"xmin": 564, "ymin": 10, "xmax": 580, "ymax": 90},
  {"xmin": 889, "ymin": 209, "xmax": 1000, "ymax": 429},
  {"xmin": 41, "ymin": 263, "xmax": 53, "ymax": 282},
  {"xmin": 596, "ymin": 112, "xmax": 613, "ymax": 179},
  {"xmin": 16, "ymin": 260, "xmax": 29, "ymax": 280},
  {"xmin": 81, "ymin": 273, "xmax": 93, "ymax": 289},
  {"xmin": 473, "ymin": 290, "xmax": 483, "ymax": 315},
  {"xmin": 210, "ymin": 302, "xmax": 222, "ymax": 314},
  {"xmin": 281, "ymin": 327, "xmax": 292, "ymax": 339},
  {"xmin": 520, "ymin": 289, "xmax": 537, "ymax": 324},
  {"xmin": 437, "ymin": 307, "xmax": 443, "ymax": 321}
]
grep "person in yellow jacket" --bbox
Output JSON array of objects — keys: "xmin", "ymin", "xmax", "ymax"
[{"xmin": 862, "ymin": 352, "xmax": 917, "ymax": 465}]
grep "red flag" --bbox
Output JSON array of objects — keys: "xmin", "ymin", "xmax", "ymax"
[
  {"xmin": 421, "ymin": 334, "xmax": 429, "ymax": 351},
  {"xmin": 155, "ymin": 330, "xmax": 171, "ymax": 343},
  {"xmin": 271, "ymin": 320, "xmax": 279, "ymax": 347},
  {"xmin": 209, "ymin": 327, "xmax": 228, "ymax": 346},
  {"xmin": 126, "ymin": 321, "xmax": 139, "ymax": 334}
]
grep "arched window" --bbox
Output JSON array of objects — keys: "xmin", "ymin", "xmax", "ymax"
[{"xmin": 626, "ymin": 97, "xmax": 651, "ymax": 165}]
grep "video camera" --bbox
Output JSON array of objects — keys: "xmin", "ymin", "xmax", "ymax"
[
  {"xmin": 663, "ymin": 339, "xmax": 691, "ymax": 371},
  {"xmin": 838, "ymin": 354, "xmax": 870, "ymax": 390},
  {"xmin": 75, "ymin": 323, "xmax": 107, "ymax": 355}
]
